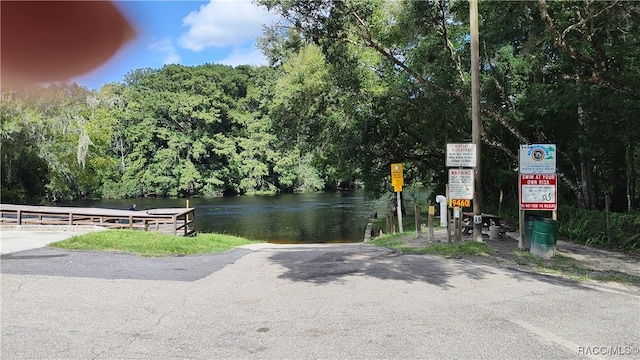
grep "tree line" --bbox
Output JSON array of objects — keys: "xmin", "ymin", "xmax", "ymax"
[
  {"xmin": 1, "ymin": 64, "xmax": 332, "ymax": 201},
  {"xmin": 2, "ymin": 0, "xmax": 639, "ymax": 215}
]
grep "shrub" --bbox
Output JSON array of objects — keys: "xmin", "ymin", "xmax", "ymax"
[{"xmin": 557, "ymin": 205, "xmax": 640, "ymax": 251}]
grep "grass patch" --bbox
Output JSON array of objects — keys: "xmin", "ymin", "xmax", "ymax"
[
  {"xmin": 513, "ymin": 252, "xmax": 640, "ymax": 284},
  {"xmin": 420, "ymin": 241, "xmax": 495, "ymax": 257},
  {"xmin": 369, "ymin": 233, "xmax": 418, "ymax": 253},
  {"xmin": 514, "ymin": 251, "xmax": 543, "ymax": 266},
  {"xmin": 50, "ymin": 230, "xmax": 264, "ymax": 257},
  {"xmin": 372, "ymin": 232, "xmax": 640, "ymax": 285},
  {"xmin": 369, "ymin": 231, "xmax": 415, "ymax": 247},
  {"xmin": 370, "ymin": 233, "xmax": 494, "ymax": 257}
]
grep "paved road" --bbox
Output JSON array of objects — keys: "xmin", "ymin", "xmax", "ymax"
[
  {"xmin": 0, "ymin": 225, "xmax": 107, "ymax": 254},
  {"xmin": 2, "ymin": 240, "xmax": 639, "ymax": 359}
]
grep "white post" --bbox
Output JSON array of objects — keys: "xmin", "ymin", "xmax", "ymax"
[{"xmin": 436, "ymin": 195, "xmax": 447, "ymax": 227}]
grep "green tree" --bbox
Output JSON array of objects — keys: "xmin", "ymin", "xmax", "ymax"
[
  {"xmin": 1, "ymin": 83, "xmax": 119, "ymax": 202},
  {"xmin": 258, "ymin": 0, "xmax": 640, "ymax": 210}
]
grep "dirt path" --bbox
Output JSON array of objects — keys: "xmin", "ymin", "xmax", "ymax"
[
  {"xmin": 555, "ymin": 240, "xmax": 640, "ymax": 277},
  {"xmin": 378, "ymin": 229, "xmax": 640, "ymax": 285}
]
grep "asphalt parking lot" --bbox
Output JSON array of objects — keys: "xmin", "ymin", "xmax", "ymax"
[{"xmin": 2, "ymin": 230, "xmax": 639, "ymax": 359}]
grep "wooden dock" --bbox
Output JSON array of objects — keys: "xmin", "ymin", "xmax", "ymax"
[{"xmin": 0, "ymin": 204, "xmax": 196, "ymax": 236}]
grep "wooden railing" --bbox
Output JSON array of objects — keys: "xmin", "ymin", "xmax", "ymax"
[{"xmin": 0, "ymin": 204, "xmax": 196, "ymax": 236}]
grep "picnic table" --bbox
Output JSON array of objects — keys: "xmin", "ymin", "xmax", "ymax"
[{"xmin": 460, "ymin": 212, "xmax": 505, "ymax": 237}]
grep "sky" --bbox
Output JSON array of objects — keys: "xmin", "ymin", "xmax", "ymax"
[{"xmin": 73, "ymin": 0, "xmax": 280, "ymax": 89}]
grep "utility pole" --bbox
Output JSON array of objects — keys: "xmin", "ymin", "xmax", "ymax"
[{"xmin": 470, "ymin": 0, "xmax": 483, "ymax": 242}]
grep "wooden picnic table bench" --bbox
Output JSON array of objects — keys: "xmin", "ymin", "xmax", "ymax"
[{"xmin": 461, "ymin": 212, "xmax": 505, "ymax": 237}]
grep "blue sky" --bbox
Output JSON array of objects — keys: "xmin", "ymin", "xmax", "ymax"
[{"xmin": 73, "ymin": 1, "xmax": 280, "ymax": 89}]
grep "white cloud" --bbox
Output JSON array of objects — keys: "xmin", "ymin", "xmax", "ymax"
[
  {"xmin": 149, "ymin": 38, "xmax": 181, "ymax": 65},
  {"xmin": 179, "ymin": 0, "xmax": 277, "ymax": 51},
  {"xmin": 219, "ymin": 46, "xmax": 268, "ymax": 67}
]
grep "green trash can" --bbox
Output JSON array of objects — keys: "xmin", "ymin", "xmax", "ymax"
[{"xmin": 530, "ymin": 218, "xmax": 558, "ymax": 258}]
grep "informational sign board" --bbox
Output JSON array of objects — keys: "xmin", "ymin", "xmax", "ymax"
[
  {"xmin": 446, "ymin": 143, "xmax": 477, "ymax": 168},
  {"xmin": 520, "ymin": 174, "xmax": 557, "ymax": 210},
  {"xmin": 448, "ymin": 169, "xmax": 474, "ymax": 200},
  {"xmin": 520, "ymin": 144, "xmax": 556, "ymax": 174},
  {"xmin": 391, "ymin": 163, "xmax": 403, "ymax": 192}
]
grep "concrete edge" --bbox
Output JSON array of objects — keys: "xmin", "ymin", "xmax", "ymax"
[{"xmin": 0, "ymin": 225, "xmax": 109, "ymax": 233}]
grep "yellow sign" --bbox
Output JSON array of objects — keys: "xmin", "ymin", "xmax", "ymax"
[
  {"xmin": 450, "ymin": 199, "xmax": 471, "ymax": 208},
  {"xmin": 391, "ymin": 163, "xmax": 403, "ymax": 191}
]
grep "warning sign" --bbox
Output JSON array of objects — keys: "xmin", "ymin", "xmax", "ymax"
[
  {"xmin": 448, "ymin": 169, "xmax": 474, "ymax": 200},
  {"xmin": 520, "ymin": 174, "xmax": 557, "ymax": 210},
  {"xmin": 391, "ymin": 163, "xmax": 403, "ymax": 192}
]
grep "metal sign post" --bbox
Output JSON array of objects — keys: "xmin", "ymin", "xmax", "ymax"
[{"xmin": 391, "ymin": 163, "xmax": 404, "ymax": 234}]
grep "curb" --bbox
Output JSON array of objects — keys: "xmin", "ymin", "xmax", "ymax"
[{"xmin": 0, "ymin": 225, "xmax": 108, "ymax": 232}]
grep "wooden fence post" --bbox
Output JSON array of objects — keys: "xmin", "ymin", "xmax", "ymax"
[{"xmin": 428, "ymin": 206, "xmax": 435, "ymax": 241}]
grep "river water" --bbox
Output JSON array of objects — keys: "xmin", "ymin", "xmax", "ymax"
[{"xmin": 62, "ymin": 191, "xmax": 385, "ymax": 243}]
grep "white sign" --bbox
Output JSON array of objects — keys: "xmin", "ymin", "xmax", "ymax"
[
  {"xmin": 448, "ymin": 169, "xmax": 474, "ymax": 199},
  {"xmin": 520, "ymin": 144, "xmax": 556, "ymax": 174},
  {"xmin": 520, "ymin": 174, "xmax": 557, "ymax": 210},
  {"xmin": 446, "ymin": 143, "xmax": 477, "ymax": 168}
]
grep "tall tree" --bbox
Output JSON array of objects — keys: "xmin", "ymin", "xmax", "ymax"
[
  {"xmin": 1, "ymin": 83, "xmax": 119, "ymax": 202},
  {"xmin": 258, "ymin": 0, "xmax": 640, "ymax": 210}
]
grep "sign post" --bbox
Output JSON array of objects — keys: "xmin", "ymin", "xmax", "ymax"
[{"xmin": 391, "ymin": 163, "xmax": 404, "ymax": 233}]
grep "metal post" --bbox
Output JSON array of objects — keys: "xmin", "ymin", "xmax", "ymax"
[{"xmin": 453, "ymin": 206, "xmax": 461, "ymax": 245}]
